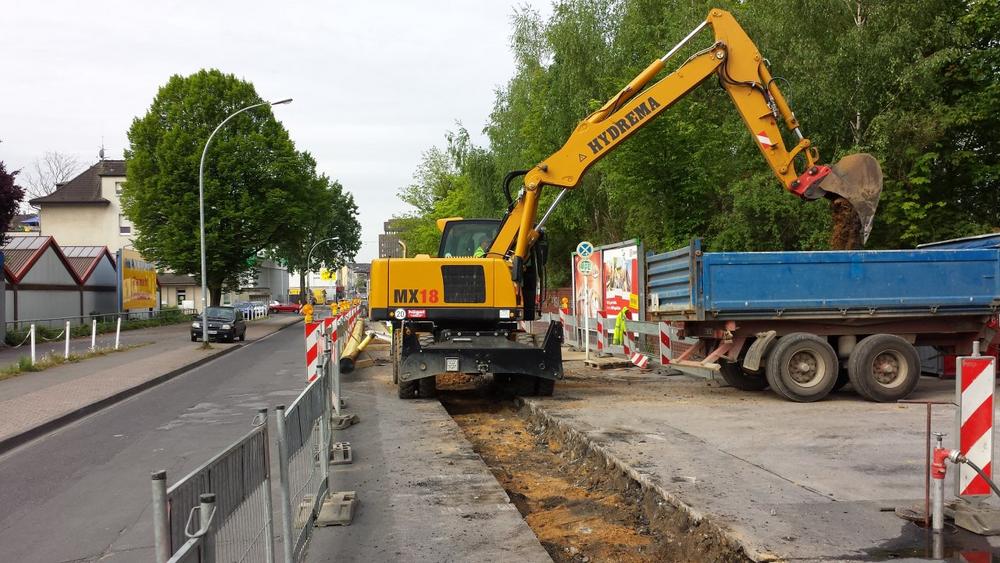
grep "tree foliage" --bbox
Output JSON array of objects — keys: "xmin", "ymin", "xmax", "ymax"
[
  {"xmin": 272, "ymin": 153, "xmax": 362, "ymax": 291},
  {"xmin": 0, "ymin": 160, "xmax": 25, "ymax": 244},
  {"xmin": 123, "ymin": 69, "xmax": 359, "ymax": 304},
  {"xmin": 397, "ymin": 0, "xmax": 999, "ymax": 286}
]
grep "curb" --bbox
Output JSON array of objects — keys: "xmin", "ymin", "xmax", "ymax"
[
  {"xmin": 0, "ymin": 319, "xmax": 302, "ymax": 455},
  {"xmin": 516, "ymin": 398, "xmax": 763, "ymax": 562}
]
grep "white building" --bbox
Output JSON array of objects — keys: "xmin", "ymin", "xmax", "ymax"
[{"xmin": 30, "ymin": 159, "xmax": 133, "ymax": 252}]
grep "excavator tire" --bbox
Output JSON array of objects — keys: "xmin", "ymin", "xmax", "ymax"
[
  {"xmin": 398, "ymin": 378, "xmax": 418, "ymax": 399},
  {"xmin": 418, "ymin": 376, "xmax": 437, "ymax": 398},
  {"xmin": 534, "ymin": 377, "xmax": 555, "ymax": 396}
]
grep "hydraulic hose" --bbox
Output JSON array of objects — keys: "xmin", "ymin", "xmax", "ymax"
[
  {"xmin": 502, "ymin": 169, "xmax": 530, "ymax": 209},
  {"xmin": 961, "ymin": 458, "xmax": 1000, "ymax": 498}
]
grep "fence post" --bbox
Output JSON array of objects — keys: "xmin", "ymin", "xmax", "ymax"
[
  {"xmin": 257, "ymin": 408, "xmax": 276, "ymax": 563},
  {"xmin": 115, "ymin": 317, "xmax": 122, "ymax": 350},
  {"xmin": 319, "ymin": 352, "xmax": 331, "ymax": 488},
  {"xmin": 29, "ymin": 324, "xmax": 36, "ymax": 365},
  {"xmin": 151, "ymin": 470, "xmax": 170, "ymax": 563},
  {"xmin": 64, "ymin": 321, "xmax": 70, "ymax": 359},
  {"xmin": 90, "ymin": 318, "xmax": 97, "ymax": 351},
  {"xmin": 275, "ymin": 405, "xmax": 294, "ymax": 563},
  {"xmin": 199, "ymin": 493, "xmax": 216, "ymax": 563},
  {"xmin": 333, "ymin": 333, "xmax": 342, "ymax": 416}
]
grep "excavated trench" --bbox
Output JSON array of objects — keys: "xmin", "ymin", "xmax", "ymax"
[{"xmin": 437, "ymin": 375, "xmax": 751, "ymax": 563}]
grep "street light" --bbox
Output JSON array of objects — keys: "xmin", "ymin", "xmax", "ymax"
[
  {"xmin": 305, "ymin": 236, "xmax": 339, "ymax": 303},
  {"xmin": 197, "ymin": 98, "xmax": 292, "ymax": 345}
]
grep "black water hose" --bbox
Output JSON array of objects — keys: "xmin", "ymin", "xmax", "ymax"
[
  {"xmin": 502, "ymin": 169, "xmax": 530, "ymax": 209},
  {"xmin": 961, "ymin": 458, "xmax": 1000, "ymax": 497}
]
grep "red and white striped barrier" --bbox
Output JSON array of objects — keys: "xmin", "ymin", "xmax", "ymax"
[
  {"xmin": 658, "ymin": 322, "xmax": 672, "ymax": 365},
  {"xmin": 957, "ymin": 354, "xmax": 997, "ymax": 497},
  {"xmin": 305, "ymin": 321, "xmax": 322, "ymax": 382},
  {"xmin": 629, "ymin": 352, "xmax": 650, "ymax": 369},
  {"xmin": 596, "ymin": 310, "xmax": 606, "ymax": 355}
]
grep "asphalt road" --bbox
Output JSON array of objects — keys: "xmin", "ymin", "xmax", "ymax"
[{"xmin": 0, "ymin": 322, "xmax": 307, "ymax": 563}]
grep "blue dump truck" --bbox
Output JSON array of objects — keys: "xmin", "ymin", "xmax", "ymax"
[{"xmin": 646, "ymin": 235, "xmax": 1000, "ymax": 402}]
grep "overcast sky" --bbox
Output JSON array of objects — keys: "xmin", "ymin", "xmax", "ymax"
[{"xmin": 0, "ymin": 0, "xmax": 549, "ymax": 261}]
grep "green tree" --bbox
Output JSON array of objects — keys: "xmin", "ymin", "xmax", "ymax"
[
  {"xmin": 123, "ymin": 69, "xmax": 311, "ymax": 305},
  {"xmin": 0, "ymin": 160, "xmax": 25, "ymax": 245},
  {"xmin": 273, "ymin": 154, "xmax": 362, "ymax": 292}
]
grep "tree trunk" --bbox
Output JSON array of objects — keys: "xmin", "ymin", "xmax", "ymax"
[
  {"xmin": 298, "ymin": 270, "xmax": 307, "ymax": 303},
  {"xmin": 209, "ymin": 282, "xmax": 223, "ymax": 307}
]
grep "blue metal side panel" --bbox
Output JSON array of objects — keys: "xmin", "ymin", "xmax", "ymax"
[
  {"xmin": 699, "ymin": 249, "xmax": 1000, "ymax": 318},
  {"xmin": 917, "ymin": 233, "xmax": 1000, "ymax": 250},
  {"xmin": 646, "ymin": 240, "xmax": 700, "ymax": 315}
]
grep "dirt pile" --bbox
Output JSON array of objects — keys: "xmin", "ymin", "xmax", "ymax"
[{"xmin": 830, "ymin": 196, "xmax": 863, "ymax": 250}]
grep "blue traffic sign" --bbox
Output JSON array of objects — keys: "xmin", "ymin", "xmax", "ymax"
[{"xmin": 576, "ymin": 241, "xmax": 594, "ymax": 258}]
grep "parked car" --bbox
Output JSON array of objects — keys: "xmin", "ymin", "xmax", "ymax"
[
  {"xmin": 269, "ymin": 301, "xmax": 300, "ymax": 313},
  {"xmin": 191, "ymin": 306, "xmax": 247, "ymax": 343}
]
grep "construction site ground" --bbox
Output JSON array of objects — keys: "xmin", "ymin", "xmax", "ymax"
[
  {"xmin": 308, "ymin": 337, "xmax": 1000, "ymax": 562},
  {"xmin": 520, "ymin": 354, "xmax": 1000, "ymax": 562}
]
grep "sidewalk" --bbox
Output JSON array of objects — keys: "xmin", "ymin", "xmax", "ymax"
[
  {"xmin": 0, "ymin": 314, "xmax": 302, "ymax": 453},
  {"xmin": 305, "ymin": 349, "xmax": 550, "ymax": 563}
]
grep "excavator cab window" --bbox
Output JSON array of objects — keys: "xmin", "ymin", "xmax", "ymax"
[{"xmin": 438, "ymin": 219, "xmax": 501, "ymax": 258}]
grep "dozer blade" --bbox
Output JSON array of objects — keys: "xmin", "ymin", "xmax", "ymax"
[{"xmin": 818, "ymin": 153, "xmax": 883, "ymax": 243}]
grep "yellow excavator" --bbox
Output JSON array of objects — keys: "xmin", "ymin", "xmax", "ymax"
[{"xmin": 370, "ymin": 8, "xmax": 884, "ymax": 399}]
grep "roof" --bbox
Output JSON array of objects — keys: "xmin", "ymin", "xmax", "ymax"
[
  {"xmin": 158, "ymin": 272, "xmax": 197, "ymax": 286},
  {"xmin": 29, "ymin": 159, "xmax": 124, "ymax": 205},
  {"xmin": 2, "ymin": 236, "xmax": 82, "ymax": 284},
  {"xmin": 61, "ymin": 245, "xmax": 116, "ymax": 282}
]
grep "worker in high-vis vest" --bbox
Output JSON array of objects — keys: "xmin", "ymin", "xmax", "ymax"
[{"xmin": 613, "ymin": 308, "xmax": 628, "ymax": 345}]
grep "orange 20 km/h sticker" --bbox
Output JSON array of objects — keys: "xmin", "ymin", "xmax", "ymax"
[{"xmin": 393, "ymin": 289, "xmax": 440, "ymax": 304}]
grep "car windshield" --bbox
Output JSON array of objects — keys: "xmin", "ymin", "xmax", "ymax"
[{"xmin": 205, "ymin": 307, "xmax": 235, "ymax": 321}]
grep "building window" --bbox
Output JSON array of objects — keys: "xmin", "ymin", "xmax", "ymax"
[
  {"xmin": 115, "ymin": 181, "xmax": 124, "ymax": 195},
  {"xmin": 176, "ymin": 289, "xmax": 186, "ymax": 306},
  {"xmin": 119, "ymin": 214, "xmax": 132, "ymax": 234}
]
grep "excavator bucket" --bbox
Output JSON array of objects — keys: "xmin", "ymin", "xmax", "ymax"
[{"xmin": 818, "ymin": 153, "xmax": 883, "ymax": 244}]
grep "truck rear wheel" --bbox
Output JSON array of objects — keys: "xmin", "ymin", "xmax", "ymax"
[
  {"xmin": 765, "ymin": 333, "xmax": 839, "ymax": 402},
  {"xmin": 719, "ymin": 360, "xmax": 768, "ymax": 391},
  {"xmin": 847, "ymin": 334, "xmax": 920, "ymax": 402}
]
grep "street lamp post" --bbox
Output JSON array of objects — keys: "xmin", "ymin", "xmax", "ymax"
[
  {"xmin": 198, "ymin": 98, "xmax": 292, "ymax": 345},
  {"xmin": 305, "ymin": 236, "xmax": 339, "ymax": 304}
]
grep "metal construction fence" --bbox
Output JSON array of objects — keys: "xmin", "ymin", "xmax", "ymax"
[
  {"xmin": 151, "ymin": 306, "xmax": 360, "ymax": 563},
  {"xmin": 276, "ymin": 348, "xmax": 332, "ymax": 562},
  {"xmin": 530, "ymin": 311, "xmax": 706, "ymax": 375}
]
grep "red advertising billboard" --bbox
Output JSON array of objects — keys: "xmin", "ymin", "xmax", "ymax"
[{"xmin": 601, "ymin": 243, "xmax": 640, "ymax": 317}]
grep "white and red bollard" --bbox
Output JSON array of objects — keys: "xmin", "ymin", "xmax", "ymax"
[
  {"xmin": 658, "ymin": 322, "xmax": 672, "ymax": 366},
  {"xmin": 305, "ymin": 321, "xmax": 322, "ymax": 382},
  {"xmin": 596, "ymin": 310, "xmax": 606, "ymax": 356},
  {"xmin": 957, "ymin": 346, "xmax": 997, "ymax": 497}
]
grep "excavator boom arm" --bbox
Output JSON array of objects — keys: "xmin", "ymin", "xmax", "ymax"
[{"xmin": 491, "ymin": 8, "xmax": 879, "ymax": 262}]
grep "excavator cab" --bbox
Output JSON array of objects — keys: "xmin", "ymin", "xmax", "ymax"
[{"xmin": 436, "ymin": 218, "xmax": 501, "ymax": 258}]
